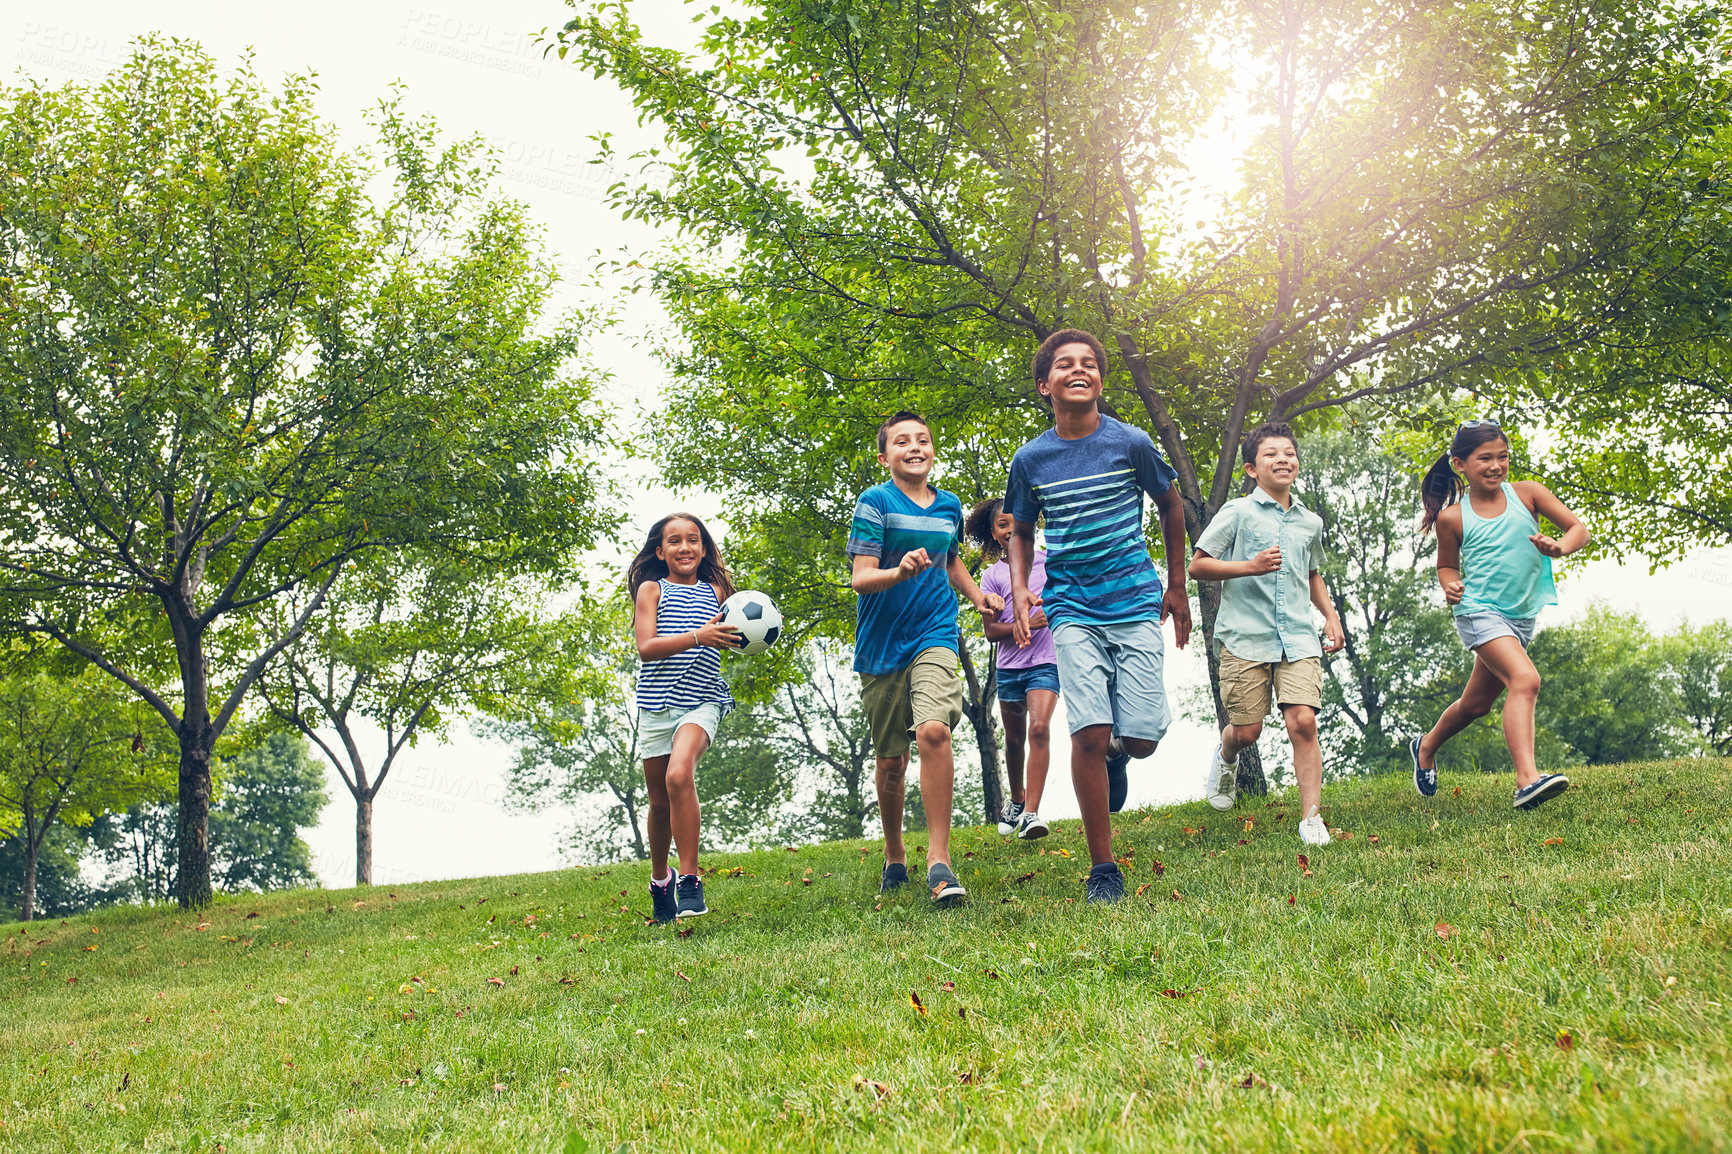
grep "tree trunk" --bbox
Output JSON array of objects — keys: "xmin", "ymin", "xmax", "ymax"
[
  {"xmin": 355, "ymin": 792, "xmax": 373, "ymax": 885},
  {"xmin": 176, "ymin": 728, "xmax": 215, "ymax": 908},
  {"xmin": 19, "ymin": 837, "xmax": 37, "ymax": 922},
  {"xmin": 957, "ymin": 642, "xmax": 1005, "ymax": 824},
  {"xmin": 623, "ymin": 788, "xmax": 647, "ymax": 861}
]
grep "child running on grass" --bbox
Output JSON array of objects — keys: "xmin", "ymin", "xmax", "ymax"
[
  {"xmin": 849, "ymin": 411, "xmax": 1002, "ymax": 906},
  {"xmin": 1410, "ymin": 420, "xmax": 1589, "ymax": 810},
  {"xmin": 968, "ymin": 498, "xmax": 1059, "ymax": 841},
  {"xmin": 1188, "ymin": 422, "xmax": 1345, "ymax": 844},
  {"xmin": 1005, "ymin": 330, "xmax": 1192, "ymax": 903},
  {"xmin": 629, "ymin": 513, "xmax": 742, "ymax": 923}
]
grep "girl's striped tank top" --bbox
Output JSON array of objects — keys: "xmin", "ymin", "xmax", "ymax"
[{"xmin": 635, "ymin": 579, "xmax": 735, "ymax": 713}]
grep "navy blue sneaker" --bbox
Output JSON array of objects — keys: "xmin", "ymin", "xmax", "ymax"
[
  {"xmin": 649, "ymin": 870, "xmax": 677, "ymax": 924},
  {"xmin": 1411, "ymin": 737, "xmax": 1437, "ymax": 798},
  {"xmin": 880, "ymin": 861, "xmax": 909, "ymax": 893},
  {"xmin": 1106, "ymin": 747, "xmax": 1130, "ymax": 814},
  {"xmin": 927, "ymin": 862, "xmax": 966, "ymax": 905},
  {"xmin": 1513, "ymin": 774, "xmax": 1570, "ymax": 810},
  {"xmin": 1085, "ymin": 861, "xmax": 1126, "ymax": 904},
  {"xmin": 675, "ymin": 873, "xmax": 708, "ymax": 918}
]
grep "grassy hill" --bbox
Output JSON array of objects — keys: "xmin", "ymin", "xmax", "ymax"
[{"xmin": 2, "ymin": 759, "xmax": 1730, "ymax": 1152}]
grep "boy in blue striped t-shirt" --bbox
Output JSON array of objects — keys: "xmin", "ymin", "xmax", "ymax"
[
  {"xmin": 1005, "ymin": 330, "xmax": 1193, "ymax": 903},
  {"xmin": 848, "ymin": 411, "xmax": 1002, "ymax": 906}
]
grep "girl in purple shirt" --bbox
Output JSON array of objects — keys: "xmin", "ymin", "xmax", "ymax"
[{"xmin": 969, "ymin": 499, "xmax": 1059, "ymax": 840}]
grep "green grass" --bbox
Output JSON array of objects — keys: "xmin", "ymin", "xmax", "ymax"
[{"xmin": 3, "ymin": 760, "xmax": 1731, "ymax": 1152}]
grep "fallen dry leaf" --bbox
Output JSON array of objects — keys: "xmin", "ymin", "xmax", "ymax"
[
  {"xmin": 1452, "ymin": 787, "xmax": 1462, "ymax": 797},
  {"xmin": 1556, "ymin": 1030, "xmax": 1575, "ymax": 1051},
  {"xmin": 487, "ymin": 977, "xmax": 505, "ymax": 987},
  {"xmin": 1369, "ymin": 835, "xmax": 1380, "ymax": 844},
  {"xmin": 1234, "ymin": 1073, "xmax": 1268, "ymax": 1089},
  {"xmin": 676, "ymin": 970, "xmax": 691, "ymax": 983},
  {"xmin": 908, "ymin": 990, "xmax": 927, "ymax": 1016},
  {"xmin": 956, "ymin": 1071, "xmax": 975, "ymax": 1084},
  {"xmin": 1152, "ymin": 860, "xmax": 1165, "ymax": 876},
  {"xmin": 1134, "ymin": 883, "xmax": 1152, "ymax": 897},
  {"xmin": 273, "ymin": 994, "xmax": 288, "ymax": 1005},
  {"xmin": 1543, "ymin": 837, "xmax": 1564, "ymax": 846},
  {"xmin": 1287, "ymin": 895, "xmax": 1297, "ymax": 905},
  {"xmin": 1170, "ymin": 889, "xmax": 1182, "ymax": 902},
  {"xmin": 1297, "ymin": 854, "xmax": 1309, "ymax": 870},
  {"xmin": 1436, "ymin": 922, "xmax": 1458, "ymax": 940},
  {"xmin": 940, "ymin": 981, "xmax": 955, "ymax": 992},
  {"xmin": 1012, "ymin": 872, "xmax": 1037, "ymax": 885},
  {"xmin": 853, "ymin": 1076, "xmax": 891, "ymax": 1099},
  {"xmin": 509, "ymin": 965, "xmax": 519, "ymax": 976},
  {"xmin": 982, "ymin": 969, "xmax": 1000, "ymax": 980}
]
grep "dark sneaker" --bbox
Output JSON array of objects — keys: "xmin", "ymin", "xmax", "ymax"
[
  {"xmin": 649, "ymin": 870, "xmax": 677, "ymax": 924},
  {"xmin": 1085, "ymin": 861, "xmax": 1126, "ymax": 904},
  {"xmin": 675, "ymin": 873, "xmax": 708, "ymax": 918},
  {"xmin": 1513, "ymin": 774, "xmax": 1570, "ymax": 810},
  {"xmin": 880, "ymin": 861, "xmax": 909, "ymax": 893},
  {"xmin": 997, "ymin": 799, "xmax": 1025, "ymax": 836},
  {"xmin": 1106, "ymin": 747, "xmax": 1130, "ymax": 814},
  {"xmin": 927, "ymin": 862, "xmax": 966, "ymax": 904},
  {"xmin": 1411, "ymin": 737, "xmax": 1437, "ymax": 798},
  {"xmin": 1014, "ymin": 809, "xmax": 1049, "ymax": 840}
]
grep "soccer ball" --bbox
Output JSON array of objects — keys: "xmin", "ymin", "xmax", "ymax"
[{"xmin": 719, "ymin": 590, "xmax": 783, "ymax": 655}]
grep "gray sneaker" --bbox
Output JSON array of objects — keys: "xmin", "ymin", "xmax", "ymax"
[
  {"xmin": 675, "ymin": 873, "xmax": 708, "ymax": 918},
  {"xmin": 1085, "ymin": 861, "xmax": 1126, "ymax": 904},
  {"xmin": 880, "ymin": 861, "xmax": 909, "ymax": 893},
  {"xmin": 927, "ymin": 862, "xmax": 966, "ymax": 904},
  {"xmin": 1205, "ymin": 745, "xmax": 1237, "ymax": 810},
  {"xmin": 1014, "ymin": 810, "xmax": 1049, "ymax": 840}
]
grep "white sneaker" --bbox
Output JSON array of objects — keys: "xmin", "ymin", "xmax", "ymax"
[
  {"xmin": 1205, "ymin": 746, "xmax": 1237, "ymax": 811},
  {"xmin": 997, "ymin": 799, "xmax": 1025, "ymax": 836},
  {"xmin": 1015, "ymin": 810, "xmax": 1049, "ymax": 840},
  {"xmin": 1298, "ymin": 813, "xmax": 1331, "ymax": 845}
]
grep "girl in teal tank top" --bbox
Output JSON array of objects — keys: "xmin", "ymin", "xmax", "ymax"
[{"xmin": 1409, "ymin": 422, "xmax": 1589, "ymax": 813}]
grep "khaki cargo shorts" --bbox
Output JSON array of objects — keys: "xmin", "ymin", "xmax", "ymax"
[
  {"xmin": 1218, "ymin": 646, "xmax": 1323, "ymax": 725},
  {"xmin": 860, "ymin": 646, "xmax": 965, "ymax": 759}
]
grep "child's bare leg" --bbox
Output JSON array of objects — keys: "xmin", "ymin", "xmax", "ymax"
[
  {"xmin": 1220, "ymin": 721, "xmax": 1263, "ymax": 762},
  {"xmin": 1283, "ymin": 705, "xmax": 1323, "ymax": 820},
  {"xmin": 999, "ymin": 700, "xmax": 1027, "ymax": 806},
  {"xmin": 1023, "ymin": 688, "xmax": 1058, "ymax": 813},
  {"xmin": 915, "ymin": 721, "xmax": 955, "ymax": 868},
  {"xmin": 1469, "ymin": 637, "xmax": 1543, "ymax": 788},
  {"xmin": 875, "ymin": 752, "xmax": 909, "ymax": 865},
  {"xmin": 1419, "ymin": 655, "xmax": 1505, "ymax": 767},
  {"xmin": 642, "ymin": 755, "xmax": 672, "ymax": 880},
  {"xmin": 665, "ymin": 724, "xmax": 709, "ymax": 875},
  {"xmin": 1072, "ymin": 724, "xmax": 1115, "ymax": 864}
]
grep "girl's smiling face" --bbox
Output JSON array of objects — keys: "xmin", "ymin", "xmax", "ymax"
[
  {"xmin": 992, "ymin": 510, "xmax": 1015, "ymax": 548},
  {"xmin": 656, "ymin": 518, "xmax": 706, "ymax": 580},
  {"xmin": 1454, "ymin": 436, "xmax": 1511, "ymax": 491}
]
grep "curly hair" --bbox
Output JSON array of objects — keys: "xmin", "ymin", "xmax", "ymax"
[{"xmin": 965, "ymin": 497, "xmax": 1005, "ymax": 562}]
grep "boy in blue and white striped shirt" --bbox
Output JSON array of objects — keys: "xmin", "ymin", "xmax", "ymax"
[{"xmin": 1004, "ymin": 330, "xmax": 1193, "ymax": 903}]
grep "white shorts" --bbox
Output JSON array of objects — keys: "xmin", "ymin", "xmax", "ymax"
[{"xmin": 638, "ymin": 702, "xmax": 724, "ymax": 759}]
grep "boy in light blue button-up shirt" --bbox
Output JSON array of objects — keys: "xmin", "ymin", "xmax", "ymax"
[{"xmin": 1189, "ymin": 422, "xmax": 1345, "ymax": 845}]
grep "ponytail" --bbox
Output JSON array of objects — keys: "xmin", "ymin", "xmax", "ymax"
[
  {"xmin": 1419, "ymin": 453, "xmax": 1461, "ymax": 534},
  {"xmin": 1419, "ymin": 420, "xmax": 1511, "ymax": 534}
]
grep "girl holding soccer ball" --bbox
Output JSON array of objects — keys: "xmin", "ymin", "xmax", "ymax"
[{"xmin": 629, "ymin": 512, "xmax": 742, "ymax": 923}]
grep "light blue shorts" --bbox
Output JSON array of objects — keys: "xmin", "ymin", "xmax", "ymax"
[
  {"xmin": 996, "ymin": 662, "xmax": 1061, "ymax": 704},
  {"xmin": 638, "ymin": 702, "xmax": 725, "ymax": 759},
  {"xmin": 1051, "ymin": 618, "xmax": 1172, "ymax": 741},
  {"xmin": 1454, "ymin": 610, "xmax": 1536, "ymax": 651}
]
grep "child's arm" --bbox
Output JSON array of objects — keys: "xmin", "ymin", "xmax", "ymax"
[
  {"xmin": 850, "ymin": 548, "xmax": 933, "ymax": 595},
  {"xmin": 1309, "ymin": 571, "xmax": 1345, "ymax": 653},
  {"xmin": 1152, "ymin": 482, "xmax": 1193, "ymax": 650},
  {"xmin": 1006, "ymin": 517, "xmax": 1043, "ymax": 648},
  {"xmin": 1434, "ymin": 505, "xmax": 1466, "ymax": 605},
  {"xmin": 1518, "ymin": 481, "xmax": 1590, "ymax": 558},
  {"xmin": 633, "ymin": 582, "xmax": 740, "ymax": 659},
  {"xmin": 982, "ymin": 611, "xmax": 1047, "ymax": 642},
  {"xmin": 1189, "ymin": 547, "xmax": 1282, "ymax": 582},
  {"xmin": 947, "ymin": 552, "xmax": 1002, "ymax": 614}
]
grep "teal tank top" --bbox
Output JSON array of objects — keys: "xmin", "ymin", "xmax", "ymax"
[{"xmin": 1454, "ymin": 481, "xmax": 1556, "ymax": 620}]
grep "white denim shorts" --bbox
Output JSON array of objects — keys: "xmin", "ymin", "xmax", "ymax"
[
  {"xmin": 638, "ymin": 702, "xmax": 724, "ymax": 759},
  {"xmin": 1454, "ymin": 610, "xmax": 1537, "ymax": 651}
]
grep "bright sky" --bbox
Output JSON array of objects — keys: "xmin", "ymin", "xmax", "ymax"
[{"xmin": 7, "ymin": 2, "xmax": 1728, "ymax": 890}]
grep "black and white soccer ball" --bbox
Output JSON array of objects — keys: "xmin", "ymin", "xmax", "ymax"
[{"xmin": 719, "ymin": 590, "xmax": 783, "ymax": 655}]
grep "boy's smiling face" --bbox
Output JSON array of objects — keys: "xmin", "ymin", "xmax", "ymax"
[
  {"xmin": 1038, "ymin": 341, "xmax": 1104, "ymax": 410},
  {"xmin": 878, "ymin": 418, "xmax": 936, "ymax": 484},
  {"xmin": 1244, "ymin": 435, "xmax": 1300, "ymax": 494}
]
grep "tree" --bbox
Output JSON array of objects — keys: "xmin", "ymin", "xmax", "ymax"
[
  {"xmin": 0, "ymin": 42, "xmax": 613, "ymax": 906},
  {"xmin": 256, "ymin": 558, "xmax": 562, "ymax": 885},
  {"xmin": 760, "ymin": 642, "xmax": 878, "ymax": 842},
  {"xmin": 1663, "ymin": 618, "xmax": 1732, "ymax": 756},
  {"xmin": 0, "ymin": 668, "xmax": 171, "ymax": 920},
  {"xmin": 102, "ymin": 730, "xmax": 329, "ymax": 901},
  {"xmin": 558, "ymin": 0, "xmax": 1727, "ymax": 794},
  {"xmin": 1528, "ymin": 604, "xmax": 1692, "ymax": 765},
  {"xmin": 1300, "ymin": 427, "xmax": 1461, "ymax": 775},
  {"xmin": 0, "ymin": 824, "xmax": 127, "ymax": 920},
  {"xmin": 207, "ymin": 731, "xmax": 327, "ymax": 892}
]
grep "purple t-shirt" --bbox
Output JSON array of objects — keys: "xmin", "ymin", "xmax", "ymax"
[{"xmin": 980, "ymin": 553, "xmax": 1057, "ymax": 670}]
